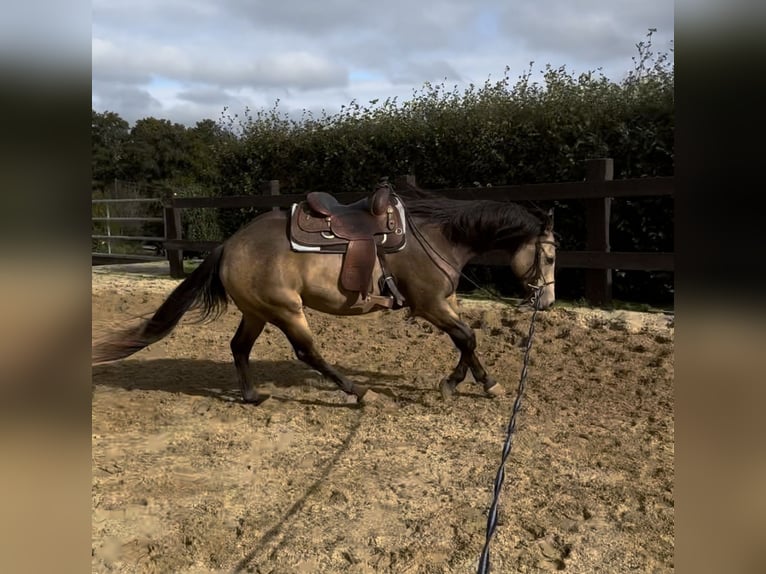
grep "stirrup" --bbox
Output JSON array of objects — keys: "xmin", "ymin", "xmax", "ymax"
[{"xmin": 350, "ymin": 294, "xmax": 394, "ymax": 311}]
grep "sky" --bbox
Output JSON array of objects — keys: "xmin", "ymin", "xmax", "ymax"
[{"xmin": 91, "ymin": 0, "xmax": 674, "ymax": 128}]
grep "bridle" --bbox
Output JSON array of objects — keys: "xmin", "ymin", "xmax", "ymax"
[{"xmin": 521, "ymin": 238, "xmax": 557, "ymax": 305}]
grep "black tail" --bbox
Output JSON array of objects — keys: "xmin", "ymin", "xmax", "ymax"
[{"xmin": 93, "ymin": 245, "xmax": 228, "ymax": 364}]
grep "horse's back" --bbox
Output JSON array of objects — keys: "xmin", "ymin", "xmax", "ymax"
[{"xmin": 219, "ymin": 210, "xmax": 361, "ymax": 315}]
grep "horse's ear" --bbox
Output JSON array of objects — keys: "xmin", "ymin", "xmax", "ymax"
[{"xmin": 544, "ymin": 208, "xmax": 554, "ymax": 231}]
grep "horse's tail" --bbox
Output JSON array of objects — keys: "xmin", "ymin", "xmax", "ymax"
[{"xmin": 92, "ymin": 245, "xmax": 228, "ymax": 364}]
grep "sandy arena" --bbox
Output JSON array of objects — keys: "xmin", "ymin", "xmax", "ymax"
[{"xmin": 92, "ymin": 270, "xmax": 674, "ymax": 573}]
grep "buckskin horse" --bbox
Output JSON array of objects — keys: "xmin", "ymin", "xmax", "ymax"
[{"xmin": 92, "ymin": 181, "xmax": 556, "ymax": 405}]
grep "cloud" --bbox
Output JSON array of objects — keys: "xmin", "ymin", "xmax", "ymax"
[
  {"xmin": 91, "ymin": 81, "xmax": 164, "ymax": 121},
  {"xmin": 225, "ymin": 0, "xmax": 478, "ymax": 40},
  {"xmin": 176, "ymin": 88, "xmax": 233, "ymax": 106},
  {"xmin": 91, "ymin": 0, "xmax": 674, "ymax": 126},
  {"xmin": 390, "ymin": 59, "xmax": 464, "ymax": 86},
  {"xmin": 92, "ymin": 37, "xmax": 347, "ymax": 90},
  {"xmin": 499, "ymin": 0, "xmax": 673, "ymax": 65}
]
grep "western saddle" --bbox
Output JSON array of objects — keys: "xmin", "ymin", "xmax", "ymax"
[{"xmin": 289, "ymin": 180, "xmax": 406, "ymax": 310}]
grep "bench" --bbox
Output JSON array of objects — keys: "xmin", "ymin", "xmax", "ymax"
[{"xmin": 289, "ymin": 181, "xmax": 407, "ymax": 309}]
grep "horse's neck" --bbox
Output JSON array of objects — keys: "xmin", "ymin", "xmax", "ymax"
[{"xmin": 418, "ymin": 224, "xmax": 478, "ymax": 272}]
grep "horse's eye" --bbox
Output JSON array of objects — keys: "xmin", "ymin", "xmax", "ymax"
[{"xmin": 546, "ymin": 256, "xmax": 555, "ymax": 265}]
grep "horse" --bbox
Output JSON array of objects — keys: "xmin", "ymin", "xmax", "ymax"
[{"xmin": 92, "ymin": 184, "xmax": 556, "ymax": 405}]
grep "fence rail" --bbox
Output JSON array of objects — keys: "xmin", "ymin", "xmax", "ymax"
[
  {"xmin": 91, "ymin": 197, "xmax": 166, "ymax": 264},
  {"xmin": 93, "ymin": 159, "xmax": 674, "ymax": 304},
  {"xmin": 91, "ymin": 198, "xmax": 162, "ymax": 204},
  {"xmin": 168, "ymin": 178, "xmax": 673, "ymax": 210}
]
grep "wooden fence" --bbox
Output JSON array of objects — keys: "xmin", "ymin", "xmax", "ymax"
[
  {"xmin": 97, "ymin": 159, "xmax": 674, "ymax": 305},
  {"xmin": 91, "ymin": 197, "xmax": 167, "ymax": 265}
]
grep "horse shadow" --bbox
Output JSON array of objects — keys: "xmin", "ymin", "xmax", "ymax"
[{"xmin": 92, "ymin": 358, "xmax": 439, "ymax": 407}]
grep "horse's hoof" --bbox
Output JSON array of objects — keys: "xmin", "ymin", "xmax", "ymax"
[
  {"xmin": 440, "ymin": 379, "xmax": 457, "ymax": 400},
  {"xmin": 361, "ymin": 389, "xmax": 399, "ymax": 411},
  {"xmin": 359, "ymin": 389, "xmax": 380, "ymax": 404},
  {"xmin": 243, "ymin": 393, "xmax": 270, "ymax": 406},
  {"xmin": 484, "ymin": 382, "xmax": 504, "ymax": 397}
]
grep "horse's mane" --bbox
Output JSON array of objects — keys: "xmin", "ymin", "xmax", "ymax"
[{"xmin": 395, "ymin": 181, "xmax": 545, "ymax": 252}]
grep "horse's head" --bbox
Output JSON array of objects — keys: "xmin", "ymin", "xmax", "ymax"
[{"xmin": 510, "ymin": 209, "xmax": 557, "ymax": 309}]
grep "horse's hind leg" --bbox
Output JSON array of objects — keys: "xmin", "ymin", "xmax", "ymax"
[
  {"xmin": 231, "ymin": 315, "xmax": 268, "ymax": 404},
  {"xmin": 272, "ymin": 309, "xmax": 371, "ymax": 402}
]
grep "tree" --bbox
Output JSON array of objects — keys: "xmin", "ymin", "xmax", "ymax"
[
  {"xmin": 123, "ymin": 117, "xmax": 192, "ymax": 184},
  {"xmin": 186, "ymin": 119, "xmax": 231, "ymax": 185},
  {"xmin": 91, "ymin": 109, "xmax": 129, "ymax": 189}
]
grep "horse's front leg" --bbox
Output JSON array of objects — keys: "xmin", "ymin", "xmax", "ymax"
[{"xmin": 419, "ymin": 300, "xmax": 504, "ymax": 400}]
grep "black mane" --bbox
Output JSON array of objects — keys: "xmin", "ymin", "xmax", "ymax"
[{"xmin": 396, "ymin": 186, "xmax": 544, "ymax": 253}]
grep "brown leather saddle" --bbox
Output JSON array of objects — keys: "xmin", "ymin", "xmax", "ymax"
[{"xmin": 289, "ymin": 181, "xmax": 406, "ymax": 309}]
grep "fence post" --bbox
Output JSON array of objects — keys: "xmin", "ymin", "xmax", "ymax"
[
  {"xmin": 584, "ymin": 158, "xmax": 613, "ymax": 305},
  {"xmin": 163, "ymin": 197, "xmax": 184, "ymax": 279},
  {"xmin": 395, "ymin": 174, "xmax": 417, "ymax": 189},
  {"xmin": 268, "ymin": 180, "xmax": 280, "ymax": 211},
  {"xmin": 105, "ymin": 203, "xmax": 112, "ymax": 254}
]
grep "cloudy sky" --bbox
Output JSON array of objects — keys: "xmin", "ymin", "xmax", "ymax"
[{"xmin": 92, "ymin": 0, "xmax": 673, "ymax": 128}]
